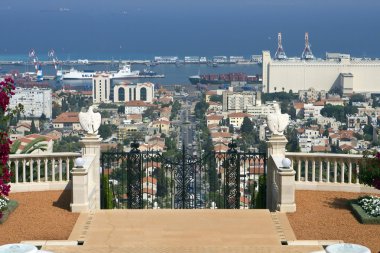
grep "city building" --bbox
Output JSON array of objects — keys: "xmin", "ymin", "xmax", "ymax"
[
  {"xmin": 298, "ymin": 88, "xmax": 327, "ymax": 102},
  {"xmin": 150, "ymin": 118, "xmax": 171, "ymax": 135},
  {"xmin": 52, "ymin": 112, "xmax": 82, "ymax": 132},
  {"xmin": 303, "ymin": 103, "xmax": 324, "ymax": 118},
  {"xmin": 222, "ymin": 90, "xmax": 261, "ymax": 112},
  {"xmin": 10, "ymin": 87, "xmax": 52, "ymax": 118},
  {"xmin": 346, "ymin": 115, "xmax": 368, "ymax": 131},
  {"xmin": 227, "ymin": 112, "xmax": 251, "ymax": 129},
  {"xmin": 206, "ymin": 114, "xmax": 224, "ymax": 126},
  {"xmin": 114, "ymin": 82, "xmax": 154, "ymax": 103},
  {"xmin": 125, "ymin": 101, "xmax": 156, "ymax": 115},
  {"xmin": 92, "ymin": 73, "xmax": 112, "ymax": 104},
  {"xmin": 117, "ymin": 123, "xmax": 147, "ymax": 142},
  {"xmin": 262, "ymin": 50, "xmax": 380, "ymax": 94},
  {"xmin": 316, "ymin": 116, "xmax": 342, "ymax": 131},
  {"xmin": 246, "ymin": 101, "xmax": 278, "ymax": 118}
]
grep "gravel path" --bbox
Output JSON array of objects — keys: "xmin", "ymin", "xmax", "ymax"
[
  {"xmin": 287, "ymin": 190, "xmax": 380, "ymax": 253},
  {"xmin": 0, "ymin": 190, "xmax": 79, "ymax": 244}
]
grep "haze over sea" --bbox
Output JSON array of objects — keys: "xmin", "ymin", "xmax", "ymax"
[{"xmin": 0, "ymin": 0, "xmax": 379, "ymax": 61}]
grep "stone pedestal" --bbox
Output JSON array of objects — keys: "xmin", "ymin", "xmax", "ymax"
[
  {"xmin": 70, "ymin": 134, "xmax": 102, "ymax": 212},
  {"xmin": 80, "ymin": 134, "xmax": 102, "ymax": 210},
  {"xmin": 266, "ymin": 134, "xmax": 297, "ymax": 213},
  {"xmin": 277, "ymin": 168, "xmax": 297, "ymax": 212},
  {"xmin": 267, "ymin": 134, "xmax": 288, "ymax": 157},
  {"xmin": 70, "ymin": 167, "xmax": 89, "ymax": 212}
]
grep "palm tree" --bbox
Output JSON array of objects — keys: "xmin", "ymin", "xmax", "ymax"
[
  {"xmin": 10, "ymin": 137, "xmax": 47, "ymax": 154},
  {"xmin": 10, "ymin": 137, "xmax": 48, "ymax": 182}
]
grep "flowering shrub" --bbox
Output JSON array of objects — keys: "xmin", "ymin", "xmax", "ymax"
[
  {"xmin": 0, "ymin": 77, "xmax": 21, "ymax": 219},
  {"xmin": 0, "ymin": 196, "xmax": 8, "ymax": 212},
  {"xmin": 357, "ymin": 195, "xmax": 380, "ymax": 217},
  {"xmin": 359, "ymin": 151, "xmax": 380, "ymax": 190}
]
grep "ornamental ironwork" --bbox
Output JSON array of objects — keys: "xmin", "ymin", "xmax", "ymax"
[{"xmin": 100, "ymin": 141, "xmax": 266, "ymax": 209}]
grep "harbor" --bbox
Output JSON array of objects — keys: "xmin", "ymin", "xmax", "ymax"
[{"xmin": 0, "ymin": 60, "xmax": 262, "ymax": 86}]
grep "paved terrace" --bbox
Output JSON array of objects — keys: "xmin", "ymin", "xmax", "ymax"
[
  {"xmin": 42, "ymin": 210, "xmax": 323, "ymax": 253},
  {"xmin": 4, "ymin": 190, "xmax": 380, "ymax": 252}
]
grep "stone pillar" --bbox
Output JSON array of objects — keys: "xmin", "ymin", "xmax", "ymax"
[
  {"xmin": 277, "ymin": 168, "xmax": 297, "ymax": 212},
  {"xmin": 267, "ymin": 134, "xmax": 288, "ymax": 157},
  {"xmin": 71, "ymin": 164, "xmax": 89, "ymax": 212},
  {"xmin": 266, "ymin": 134, "xmax": 296, "ymax": 212},
  {"xmin": 80, "ymin": 134, "xmax": 102, "ymax": 210}
]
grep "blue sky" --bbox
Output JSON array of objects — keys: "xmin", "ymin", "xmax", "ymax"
[{"xmin": 0, "ymin": 0, "xmax": 379, "ymax": 59}]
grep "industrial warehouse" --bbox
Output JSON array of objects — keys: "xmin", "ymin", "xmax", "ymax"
[{"xmin": 262, "ymin": 33, "xmax": 380, "ymax": 95}]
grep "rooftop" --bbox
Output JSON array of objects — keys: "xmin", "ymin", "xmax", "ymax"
[{"xmin": 52, "ymin": 112, "xmax": 80, "ymax": 124}]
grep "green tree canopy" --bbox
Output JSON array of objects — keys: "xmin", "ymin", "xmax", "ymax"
[
  {"xmin": 349, "ymin": 94, "xmax": 366, "ymax": 105},
  {"xmin": 209, "ymin": 95, "xmax": 223, "ymax": 103},
  {"xmin": 240, "ymin": 117, "xmax": 253, "ymax": 135}
]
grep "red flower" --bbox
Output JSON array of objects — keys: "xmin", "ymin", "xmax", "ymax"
[{"xmin": 0, "ymin": 77, "xmax": 16, "ymax": 217}]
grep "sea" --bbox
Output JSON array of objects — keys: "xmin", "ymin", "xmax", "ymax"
[{"xmin": 0, "ymin": 63, "xmax": 262, "ymax": 88}]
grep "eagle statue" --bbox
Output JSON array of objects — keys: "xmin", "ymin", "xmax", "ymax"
[
  {"xmin": 79, "ymin": 106, "xmax": 101, "ymax": 135},
  {"xmin": 267, "ymin": 103, "xmax": 289, "ymax": 135}
]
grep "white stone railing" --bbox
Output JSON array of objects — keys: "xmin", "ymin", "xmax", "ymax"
[
  {"xmin": 9, "ymin": 153, "xmax": 81, "ymax": 192},
  {"xmin": 285, "ymin": 152, "xmax": 380, "ymax": 193}
]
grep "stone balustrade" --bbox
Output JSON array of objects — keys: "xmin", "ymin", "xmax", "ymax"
[
  {"xmin": 285, "ymin": 152, "xmax": 379, "ymax": 193},
  {"xmin": 9, "ymin": 153, "xmax": 81, "ymax": 192}
]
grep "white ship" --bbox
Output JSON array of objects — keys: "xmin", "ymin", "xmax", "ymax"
[
  {"xmin": 62, "ymin": 68, "xmax": 95, "ymax": 80},
  {"xmin": 62, "ymin": 65, "xmax": 140, "ymax": 80},
  {"xmin": 110, "ymin": 64, "xmax": 140, "ymax": 79}
]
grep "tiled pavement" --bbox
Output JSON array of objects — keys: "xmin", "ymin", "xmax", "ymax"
[{"xmin": 40, "ymin": 210, "xmax": 324, "ymax": 253}]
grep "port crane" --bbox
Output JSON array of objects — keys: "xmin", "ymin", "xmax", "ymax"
[
  {"xmin": 302, "ymin": 32, "xmax": 314, "ymax": 60},
  {"xmin": 29, "ymin": 49, "xmax": 43, "ymax": 81},
  {"xmin": 48, "ymin": 49, "xmax": 63, "ymax": 81},
  {"xmin": 275, "ymin": 32, "xmax": 287, "ymax": 60}
]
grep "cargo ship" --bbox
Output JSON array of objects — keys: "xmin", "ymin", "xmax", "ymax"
[{"xmin": 189, "ymin": 73, "xmax": 261, "ymax": 85}]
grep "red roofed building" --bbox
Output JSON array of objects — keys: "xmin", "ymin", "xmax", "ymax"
[
  {"xmin": 52, "ymin": 112, "xmax": 82, "ymax": 132},
  {"xmin": 150, "ymin": 119, "xmax": 171, "ymax": 135},
  {"xmin": 206, "ymin": 114, "xmax": 224, "ymax": 126},
  {"xmin": 211, "ymin": 132, "xmax": 232, "ymax": 142},
  {"xmin": 228, "ymin": 112, "xmax": 251, "ymax": 129}
]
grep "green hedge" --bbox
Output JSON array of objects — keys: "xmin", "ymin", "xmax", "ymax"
[
  {"xmin": 0, "ymin": 200, "xmax": 19, "ymax": 224},
  {"xmin": 350, "ymin": 201, "xmax": 380, "ymax": 224}
]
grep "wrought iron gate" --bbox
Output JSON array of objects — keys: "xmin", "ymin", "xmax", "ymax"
[{"xmin": 101, "ymin": 141, "xmax": 266, "ymax": 209}]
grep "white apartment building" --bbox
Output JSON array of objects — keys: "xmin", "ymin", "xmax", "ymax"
[
  {"xmin": 246, "ymin": 101, "xmax": 278, "ymax": 118},
  {"xmin": 93, "ymin": 73, "xmax": 112, "ymax": 104},
  {"xmin": 298, "ymin": 134, "xmax": 329, "ymax": 153},
  {"xmin": 10, "ymin": 87, "xmax": 52, "ymax": 118},
  {"xmin": 222, "ymin": 90, "xmax": 261, "ymax": 112},
  {"xmin": 125, "ymin": 101, "xmax": 155, "ymax": 115},
  {"xmin": 303, "ymin": 103, "xmax": 324, "ymax": 118}
]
